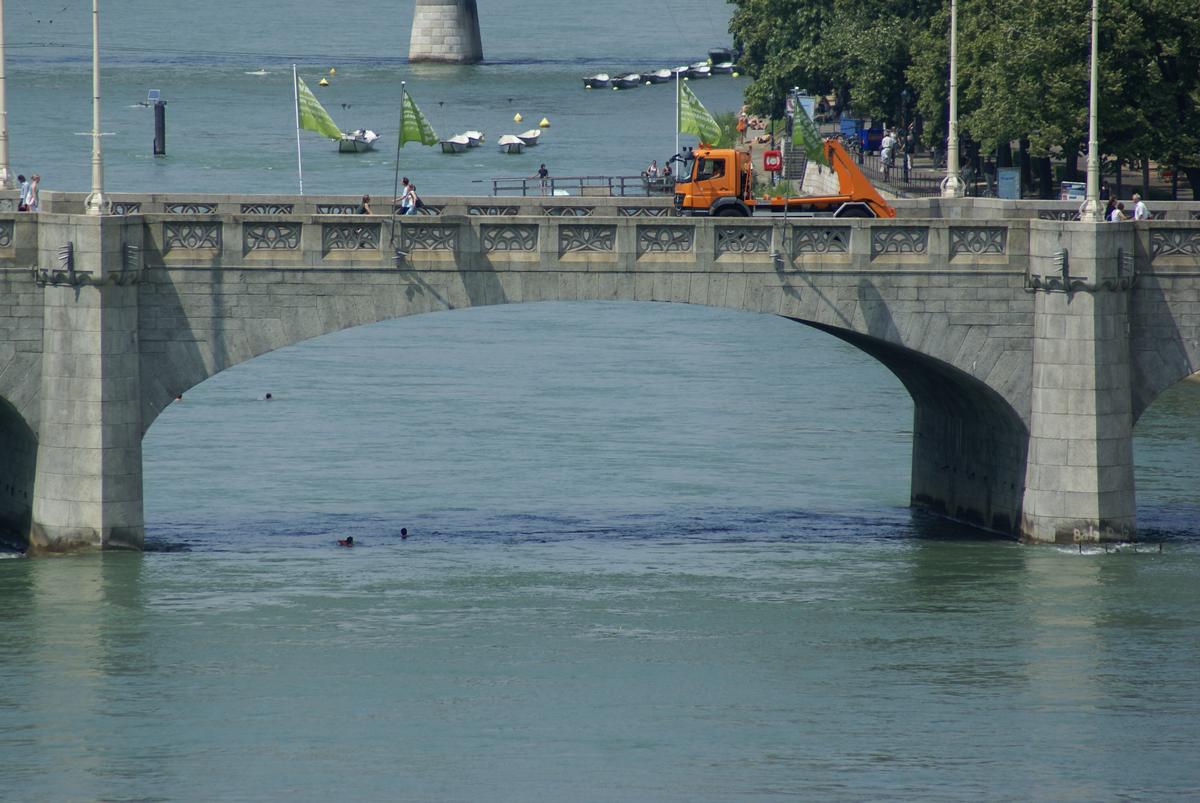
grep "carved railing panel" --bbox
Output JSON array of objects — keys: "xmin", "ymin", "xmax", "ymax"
[
  {"xmin": 543, "ymin": 206, "xmax": 594, "ymax": 217},
  {"xmin": 620, "ymin": 207, "xmax": 672, "ymax": 217},
  {"xmin": 323, "ymin": 222, "xmax": 381, "ymax": 251},
  {"xmin": 950, "ymin": 226, "xmax": 1007, "ymax": 256},
  {"xmin": 468, "ymin": 205, "xmax": 520, "ymax": 216},
  {"xmin": 164, "ymin": 202, "xmax": 217, "ymax": 214},
  {"xmin": 482, "ymin": 224, "xmax": 538, "ymax": 252},
  {"xmin": 245, "ymin": 223, "xmax": 301, "ymax": 251},
  {"xmin": 110, "ymin": 201, "xmax": 141, "ymax": 215},
  {"xmin": 871, "ymin": 226, "xmax": 929, "ymax": 257},
  {"xmin": 792, "ymin": 227, "xmax": 849, "ymax": 256},
  {"xmin": 241, "ymin": 203, "xmax": 294, "ymax": 215},
  {"xmin": 391, "ymin": 205, "xmax": 444, "ymax": 216},
  {"xmin": 1150, "ymin": 229, "xmax": 1200, "ymax": 260},
  {"xmin": 1038, "ymin": 210, "xmax": 1079, "ymax": 221},
  {"xmin": 0, "ymin": 199, "xmax": 13, "ymax": 212},
  {"xmin": 559, "ymin": 224, "xmax": 616, "ymax": 254},
  {"xmin": 317, "ymin": 204, "xmax": 358, "ymax": 215},
  {"xmin": 0, "ymin": 220, "xmax": 12, "ymax": 248},
  {"xmin": 164, "ymin": 222, "xmax": 221, "ymax": 250},
  {"xmin": 716, "ymin": 226, "xmax": 770, "ymax": 255},
  {"xmin": 400, "ymin": 224, "xmax": 459, "ymax": 252},
  {"xmin": 637, "ymin": 224, "xmax": 694, "ymax": 254}
]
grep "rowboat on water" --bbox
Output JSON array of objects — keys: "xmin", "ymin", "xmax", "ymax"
[
  {"xmin": 583, "ymin": 73, "xmax": 611, "ymax": 89},
  {"xmin": 517, "ymin": 129, "xmax": 541, "ymax": 146},
  {"xmin": 440, "ymin": 134, "xmax": 470, "ymax": 153},
  {"xmin": 463, "ymin": 130, "xmax": 484, "ymax": 147},
  {"xmin": 498, "ymin": 134, "xmax": 526, "ymax": 154},
  {"xmin": 338, "ymin": 129, "xmax": 378, "ymax": 153}
]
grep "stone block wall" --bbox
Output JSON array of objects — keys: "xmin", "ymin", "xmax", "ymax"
[{"xmin": 409, "ymin": 0, "xmax": 483, "ymax": 64}]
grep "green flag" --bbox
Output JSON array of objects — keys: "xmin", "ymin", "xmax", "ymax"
[
  {"xmin": 792, "ymin": 103, "xmax": 829, "ymax": 167},
  {"xmin": 678, "ymin": 79, "xmax": 721, "ymax": 146},
  {"xmin": 296, "ymin": 76, "xmax": 342, "ymax": 140},
  {"xmin": 399, "ymin": 89, "xmax": 438, "ymax": 146}
]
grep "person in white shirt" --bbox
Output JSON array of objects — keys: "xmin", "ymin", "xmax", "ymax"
[{"xmin": 1132, "ymin": 193, "xmax": 1150, "ymax": 220}]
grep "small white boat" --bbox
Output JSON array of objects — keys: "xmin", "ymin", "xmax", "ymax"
[
  {"xmin": 711, "ymin": 61, "xmax": 735, "ymax": 75},
  {"xmin": 517, "ymin": 129, "xmax": 541, "ymax": 146},
  {"xmin": 463, "ymin": 130, "xmax": 484, "ymax": 147},
  {"xmin": 583, "ymin": 73, "xmax": 611, "ymax": 89},
  {"xmin": 644, "ymin": 69, "xmax": 672, "ymax": 84},
  {"xmin": 687, "ymin": 63, "xmax": 712, "ymax": 79},
  {"xmin": 338, "ymin": 128, "xmax": 378, "ymax": 153},
  {"xmin": 440, "ymin": 134, "xmax": 470, "ymax": 153},
  {"xmin": 613, "ymin": 73, "xmax": 642, "ymax": 89},
  {"xmin": 497, "ymin": 134, "xmax": 526, "ymax": 154}
]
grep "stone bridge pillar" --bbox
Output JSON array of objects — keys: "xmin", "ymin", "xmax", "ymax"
[
  {"xmin": 28, "ymin": 216, "xmax": 143, "ymax": 553},
  {"xmin": 1022, "ymin": 223, "xmax": 1136, "ymax": 543},
  {"xmin": 409, "ymin": 0, "xmax": 483, "ymax": 64}
]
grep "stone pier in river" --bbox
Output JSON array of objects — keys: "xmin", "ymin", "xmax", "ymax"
[
  {"xmin": 409, "ymin": 0, "xmax": 483, "ymax": 64},
  {"xmin": 1, "ymin": 192, "xmax": 1199, "ymax": 552}
]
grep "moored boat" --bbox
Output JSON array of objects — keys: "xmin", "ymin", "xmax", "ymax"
[
  {"xmin": 440, "ymin": 134, "xmax": 470, "ymax": 153},
  {"xmin": 517, "ymin": 129, "xmax": 541, "ymax": 146},
  {"xmin": 687, "ymin": 62, "xmax": 712, "ymax": 79},
  {"xmin": 613, "ymin": 73, "xmax": 642, "ymax": 89},
  {"xmin": 711, "ymin": 61, "xmax": 735, "ymax": 75},
  {"xmin": 338, "ymin": 128, "xmax": 378, "ymax": 153},
  {"xmin": 708, "ymin": 47, "xmax": 733, "ymax": 64},
  {"xmin": 463, "ymin": 130, "xmax": 484, "ymax": 147},
  {"xmin": 583, "ymin": 73, "xmax": 611, "ymax": 89},
  {"xmin": 644, "ymin": 68, "xmax": 672, "ymax": 84},
  {"xmin": 498, "ymin": 134, "xmax": 526, "ymax": 154}
]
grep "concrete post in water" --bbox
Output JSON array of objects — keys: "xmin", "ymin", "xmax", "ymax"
[
  {"xmin": 29, "ymin": 216, "xmax": 143, "ymax": 553},
  {"xmin": 1021, "ymin": 222, "xmax": 1137, "ymax": 543},
  {"xmin": 409, "ymin": 0, "xmax": 483, "ymax": 64}
]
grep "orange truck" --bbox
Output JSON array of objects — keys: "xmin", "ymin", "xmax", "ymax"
[{"xmin": 672, "ymin": 137, "xmax": 895, "ymax": 218}]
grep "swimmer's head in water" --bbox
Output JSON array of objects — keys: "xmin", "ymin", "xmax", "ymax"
[{"xmin": 400, "ymin": 528, "xmax": 408, "ymax": 539}]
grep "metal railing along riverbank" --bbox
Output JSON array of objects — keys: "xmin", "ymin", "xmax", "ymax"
[{"xmin": 486, "ymin": 175, "xmax": 676, "ymax": 197}]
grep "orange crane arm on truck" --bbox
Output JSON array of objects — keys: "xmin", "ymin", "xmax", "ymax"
[{"xmin": 673, "ymin": 138, "xmax": 895, "ymax": 218}]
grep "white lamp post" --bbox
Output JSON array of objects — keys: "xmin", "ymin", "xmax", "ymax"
[
  {"xmin": 940, "ymin": 0, "xmax": 965, "ymax": 198},
  {"xmin": 84, "ymin": 0, "xmax": 108, "ymax": 215},
  {"xmin": 0, "ymin": 0, "xmax": 14, "ymax": 190},
  {"xmin": 1080, "ymin": 0, "xmax": 1102, "ymax": 221}
]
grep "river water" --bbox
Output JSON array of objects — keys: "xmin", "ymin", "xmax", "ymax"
[{"xmin": 3, "ymin": 2, "xmax": 1200, "ymax": 800}]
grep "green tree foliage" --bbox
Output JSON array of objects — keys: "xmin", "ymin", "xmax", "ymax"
[{"xmin": 729, "ymin": 0, "xmax": 1200, "ymax": 171}]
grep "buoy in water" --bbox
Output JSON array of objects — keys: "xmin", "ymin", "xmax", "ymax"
[
  {"xmin": 539, "ymin": 117, "xmax": 550, "ymax": 128},
  {"xmin": 513, "ymin": 112, "xmax": 523, "ymax": 123},
  {"xmin": 318, "ymin": 78, "xmax": 329, "ymax": 86},
  {"xmin": 329, "ymin": 67, "xmax": 336, "ymax": 75},
  {"xmin": 732, "ymin": 71, "xmax": 740, "ymax": 78}
]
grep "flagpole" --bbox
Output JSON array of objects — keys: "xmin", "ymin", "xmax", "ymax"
[
  {"xmin": 674, "ymin": 70, "xmax": 680, "ymax": 159},
  {"xmin": 390, "ymin": 81, "xmax": 406, "ymax": 247},
  {"xmin": 293, "ymin": 64, "xmax": 304, "ymax": 195}
]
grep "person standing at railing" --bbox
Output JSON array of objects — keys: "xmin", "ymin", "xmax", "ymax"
[
  {"xmin": 27, "ymin": 175, "xmax": 40, "ymax": 212},
  {"xmin": 880, "ymin": 130, "xmax": 896, "ymax": 183},
  {"xmin": 532, "ymin": 164, "xmax": 549, "ymax": 195}
]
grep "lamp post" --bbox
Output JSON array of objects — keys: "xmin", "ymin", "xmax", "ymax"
[
  {"xmin": 1079, "ymin": 0, "xmax": 1102, "ymax": 221},
  {"xmin": 0, "ymin": 0, "xmax": 14, "ymax": 189},
  {"xmin": 940, "ymin": 0, "xmax": 965, "ymax": 198},
  {"xmin": 84, "ymin": 0, "xmax": 108, "ymax": 215}
]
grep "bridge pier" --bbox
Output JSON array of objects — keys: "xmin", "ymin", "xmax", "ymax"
[
  {"xmin": 28, "ymin": 217, "xmax": 144, "ymax": 554},
  {"xmin": 1021, "ymin": 224, "xmax": 1137, "ymax": 543},
  {"xmin": 409, "ymin": 0, "xmax": 483, "ymax": 64}
]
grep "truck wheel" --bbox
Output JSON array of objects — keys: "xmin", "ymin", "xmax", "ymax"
[{"xmin": 714, "ymin": 206, "xmax": 746, "ymax": 217}]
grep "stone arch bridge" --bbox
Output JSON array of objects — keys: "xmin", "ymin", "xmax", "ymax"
[{"xmin": 1, "ymin": 193, "xmax": 1199, "ymax": 553}]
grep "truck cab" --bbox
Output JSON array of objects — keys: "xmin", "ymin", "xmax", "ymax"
[{"xmin": 673, "ymin": 138, "xmax": 895, "ymax": 218}]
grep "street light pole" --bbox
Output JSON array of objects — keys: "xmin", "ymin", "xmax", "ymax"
[
  {"xmin": 1080, "ymin": 0, "xmax": 1102, "ymax": 221},
  {"xmin": 0, "ymin": 0, "xmax": 15, "ymax": 190},
  {"xmin": 84, "ymin": 0, "xmax": 107, "ymax": 215},
  {"xmin": 940, "ymin": 0, "xmax": 965, "ymax": 198}
]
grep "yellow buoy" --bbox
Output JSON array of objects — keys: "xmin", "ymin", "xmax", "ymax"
[
  {"xmin": 329, "ymin": 67, "xmax": 336, "ymax": 75},
  {"xmin": 539, "ymin": 117, "xmax": 550, "ymax": 128},
  {"xmin": 318, "ymin": 78, "xmax": 329, "ymax": 86},
  {"xmin": 732, "ymin": 71, "xmax": 740, "ymax": 78},
  {"xmin": 514, "ymin": 112, "xmax": 523, "ymax": 123}
]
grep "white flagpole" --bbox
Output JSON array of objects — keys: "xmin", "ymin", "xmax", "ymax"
[
  {"xmin": 293, "ymin": 64, "xmax": 304, "ymax": 195},
  {"xmin": 674, "ymin": 70, "xmax": 680, "ymax": 159},
  {"xmin": 390, "ymin": 81, "xmax": 406, "ymax": 246}
]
